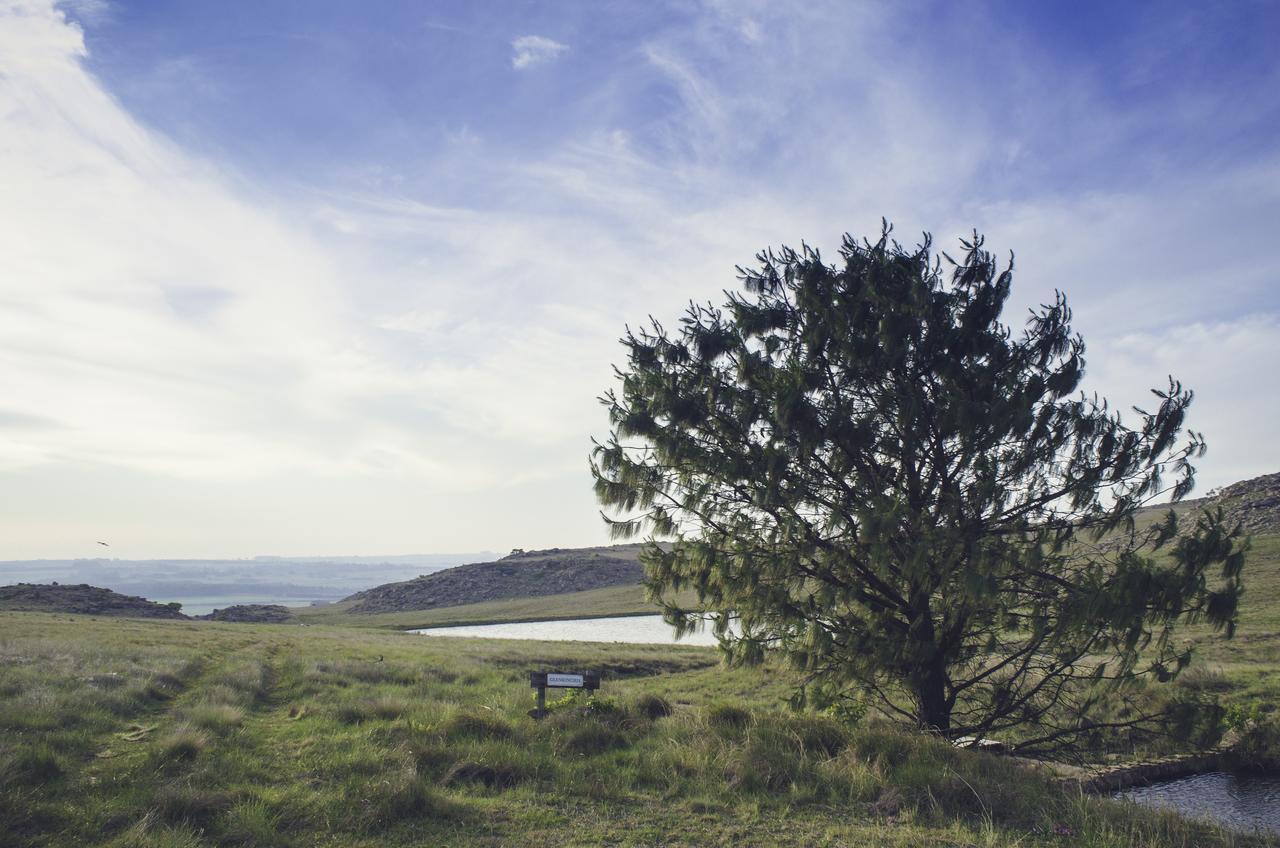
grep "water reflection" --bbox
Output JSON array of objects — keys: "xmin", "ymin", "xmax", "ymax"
[
  {"xmin": 1119, "ymin": 771, "xmax": 1280, "ymax": 835},
  {"xmin": 410, "ymin": 614, "xmax": 721, "ymax": 646}
]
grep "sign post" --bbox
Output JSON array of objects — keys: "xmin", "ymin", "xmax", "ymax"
[{"xmin": 529, "ymin": 670, "xmax": 601, "ymax": 718}]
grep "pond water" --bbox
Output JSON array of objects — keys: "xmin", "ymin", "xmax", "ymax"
[
  {"xmin": 411, "ymin": 614, "xmax": 721, "ymax": 646},
  {"xmin": 1117, "ymin": 771, "xmax": 1280, "ymax": 836}
]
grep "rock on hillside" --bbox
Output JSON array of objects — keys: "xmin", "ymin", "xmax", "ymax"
[
  {"xmin": 0, "ymin": 583, "xmax": 188, "ymax": 619},
  {"xmin": 343, "ymin": 544, "xmax": 651, "ymax": 614},
  {"xmin": 201, "ymin": 604, "xmax": 296, "ymax": 623},
  {"xmin": 1205, "ymin": 471, "xmax": 1280, "ymax": 535}
]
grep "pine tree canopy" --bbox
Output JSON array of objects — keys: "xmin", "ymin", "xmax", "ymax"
[{"xmin": 591, "ymin": 225, "xmax": 1247, "ymax": 745}]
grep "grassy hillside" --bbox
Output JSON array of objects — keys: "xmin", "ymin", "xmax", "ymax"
[{"xmin": 0, "ymin": 612, "xmax": 1265, "ymax": 848}]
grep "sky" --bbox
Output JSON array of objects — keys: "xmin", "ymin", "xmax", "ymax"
[{"xmin": 1, "ymin": 0, "xmax": 1278, "ymax": 559}]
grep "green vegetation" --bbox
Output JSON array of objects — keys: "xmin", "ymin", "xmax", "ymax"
[
  {"xmin": 593, "ymin": 225, "xmax": 1245, "ymax": 742},
  {"xmin": 2, "ymin": 609, "xmax": 1276, "ymax": 847}
]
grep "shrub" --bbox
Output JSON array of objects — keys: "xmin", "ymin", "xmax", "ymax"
[
  {"xmin": 824, "ymin": 698, "xmax": 868, "ymax": 728},
  {"xmin": 631, "ymin": 693, "xmax": 673, "ymax": 720},
  {"xmin": 548, "ymin": 689, "xmax": 620, "ymax": 716}
]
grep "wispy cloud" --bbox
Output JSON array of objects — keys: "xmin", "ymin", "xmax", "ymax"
[
  {"xmin": 511, "ymin": 34, "xmax": 567, "ymax": 70},
  {"xmin": 1, "ymin": 0, "xmax": 1277, "ymax": 557}
]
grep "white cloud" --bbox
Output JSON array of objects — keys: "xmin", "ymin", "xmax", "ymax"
[
  {"xmin": 1086, "ymin": 315, "xmax": 1280, "ymax": 493},
  {"xmin": 511, "ymin": 34, "xmax": 568, "ymax": 70},
  {"xmin": 1, "ymin": 0, "xmax": 1277, "ymax": 558}
]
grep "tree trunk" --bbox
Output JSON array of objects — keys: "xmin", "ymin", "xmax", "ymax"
[{"xmin": 916, "ymin": 657, "xmax": 951, "ymax": 734}]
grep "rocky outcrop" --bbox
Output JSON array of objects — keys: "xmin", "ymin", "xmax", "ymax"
[
  {"xmin": 0, "ymin": 583, "xmax": 188, "ymax": 619},
  {"xmin": 1205, "ymin": 471, "xmax": 1280, "ymax": 535},
  {"xmin": 343, "ymin": 544, "xmax": 653, "ymax": 614},
  {"xmin": 201, "ymin": 604, "xmax": 296, "ymax": 623}
]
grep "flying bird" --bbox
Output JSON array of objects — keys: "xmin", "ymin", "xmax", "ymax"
[{"xmin": 96, "ymin": 541, "xmax": 109, "ymax": 547}]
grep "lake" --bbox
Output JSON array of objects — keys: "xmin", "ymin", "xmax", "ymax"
[
  {"xmin": 1118, "ymin": 771, "xmax": 1280, "ymax": 836},
  {"xmin": 411, "ymin": 614, "xmax": 721, "ymax": 646}
]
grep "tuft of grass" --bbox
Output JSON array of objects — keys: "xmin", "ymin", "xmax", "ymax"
[
  {"xmin": 438, "ymin": 710, "xmax": 514, "ymax": 742},
  {"xmin": 154, "ymin": 727, "xmax": 209, "ymax": 763},
  {"xmin": 112, "ymin": 815, "xmax": 208, "ymax": 848},
  {"xmin": 185, "ymin": 703, "xmax": 244, "ymax": 735},
  {"xmin": 222, "ymin": 799, "xmax": 288, "ymax": 847},
  {"xmin": 152, "ymin": 784, "xmax": 235, "ymax": 828},
  {"xmin": 334, "ymin": 695, "xmax": 409, "ymax": 725},
  {"xmin": 560, "ymin": 722, "xmax": 628, "ymax": 757},
  {"xmin": 726, "ymin": 727, "xmax": 803, "ymax": 793},
  {"xmin": 631, "ymin": 693, "xmax": 673, "ymax": 720},
  {"xmin": 144, "ymin": 673, "xmax": 185, "ymax": 702},
  {"xmin": 705, "ymin": 702, "xmax": 751, "ymax": 733},
  {"xmin": 4, "ymin": 743, "xmax": 64, "ymax": 784},
  {"xmin": 359, "ymin": 767, "xmax": 464, "ymax": 832},
  {"xmin": 442, "ymin": 759, "xmax": 526, "ymax": 790},
  {"xmin": 781, "ymin": 713, "xmax": 848, "ymax": 756}
]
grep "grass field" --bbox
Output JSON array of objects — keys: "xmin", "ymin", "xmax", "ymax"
[
  {"xmin": 1, "ymin": 610, "xmax": 1275, "ymax": 847},
  {"xmin": 2, "ymin": 522, "xmax": 1277, "ymax": 846}
]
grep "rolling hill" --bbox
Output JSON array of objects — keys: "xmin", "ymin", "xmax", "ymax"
[{"xmin": 341, "ymin": 544, "xmax": 655, "ymax": 614}]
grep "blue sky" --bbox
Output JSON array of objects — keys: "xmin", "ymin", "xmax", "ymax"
[{"xmin": 1, "ymin": 0, "xmax": 1278, "ymax": 558}]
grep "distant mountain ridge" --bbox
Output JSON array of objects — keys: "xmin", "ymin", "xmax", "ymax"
[{"xmin": 343, "ymin": 544, "xmax": 654, "ymax": 614}]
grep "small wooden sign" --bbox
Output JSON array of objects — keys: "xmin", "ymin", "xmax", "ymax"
[{"xmin": 529, "ymin": 670, "xmax": 601, "ymax": 718}]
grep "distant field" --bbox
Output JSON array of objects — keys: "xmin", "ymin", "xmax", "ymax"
[{"xmin": 0, "ymin": 612, "xmax": 1260, "ymax": 847}]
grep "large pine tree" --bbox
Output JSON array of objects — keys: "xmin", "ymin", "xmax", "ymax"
[{"xmin": 592, "ymin": 225, "xmax": 1246, "ymax": 745}]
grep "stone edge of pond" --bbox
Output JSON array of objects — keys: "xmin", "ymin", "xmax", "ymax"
[{"xmin": 1009, "ymin": 750, "xmax": 1227, "ymax": 794}]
